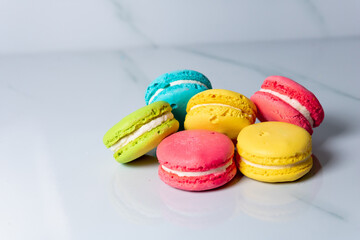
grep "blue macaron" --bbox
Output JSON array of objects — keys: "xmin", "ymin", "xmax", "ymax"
[{"xmin": 145, "ymin": 70, "xmax": 212, "ymax": 129}]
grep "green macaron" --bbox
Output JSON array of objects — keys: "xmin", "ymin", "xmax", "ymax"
[{"xmin": 103, "ymin": 101, "xmax": 179, "ymax": 163}]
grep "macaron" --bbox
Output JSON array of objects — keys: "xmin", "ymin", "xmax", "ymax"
[
  {"xmin": 103, "ymin": 101, "xmax": 179, "ymax": 163},
  {"xmin": 184, "ymin": 89, "xmax": 257, "ymax": 139},
  {"xmin": 237, "ymin": 122, "xmax": 313, "ymax": 182},
  {"xmin": 145, "ymin": 70, "xmax": 212, "ymax": 129},
  {"xmin": 250, "ymin": 75, "xmax": 324, "ymax": 134},
  {"xmin": 157, "ymin": 130, "xmax": 237, "ymax": 191}
]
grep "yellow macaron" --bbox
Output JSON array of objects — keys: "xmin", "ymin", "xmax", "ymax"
[
  {"xmin": 237, "ymin": 122, "xmax": 313, "ymax": 182},
  {"xmin": 184, "ymin": 89, "xmax": 257, "ymax": 139}
]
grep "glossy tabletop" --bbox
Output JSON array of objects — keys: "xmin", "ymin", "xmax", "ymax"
[{"xmin": 1, "ymin": 38, "xmax": 360, "ymax": 239}]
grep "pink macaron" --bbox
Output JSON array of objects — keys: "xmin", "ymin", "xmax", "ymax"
[
  {"xmin": 157, "ymin": 130, "xmax": 237, "ymax": 191},
  {"xmin": 250, "ymin": 76, "xmax": 324, "ymax": 134}
]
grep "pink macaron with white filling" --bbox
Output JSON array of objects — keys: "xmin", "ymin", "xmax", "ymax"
[
  {"xmin": 250, "ymin": 76, "xmax": 324, "ymax": 134},
  {"xmin": 157, "ymin": 130, "xmax": 237, "ymax": 191}
]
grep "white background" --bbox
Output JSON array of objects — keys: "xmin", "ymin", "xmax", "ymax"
[{"xmin": 0, "ymin": 0, "xmax": 359, "ymax": 54}]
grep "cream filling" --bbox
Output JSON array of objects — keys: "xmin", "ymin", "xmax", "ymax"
[
  {"xmin": 240, "ymin": 155, "xmax": 311, "ymax": 170},
  {"xmin": 259, "ymin": 88, "xmax": 314, "ymax": 127},
  {"xmin": 189, "ymin": 103, "xmax": 252, "ymax": 119},
  {"xmin": 161, "ymin": 159, "xmax": 233, "ymax": 177},
  {"xmin": 109, "ymin": 112, "xmax": 174, "ymax": 153},
  {"xmin": 148, "ymin": 80, "xmax": 209, "ymax": 104}
]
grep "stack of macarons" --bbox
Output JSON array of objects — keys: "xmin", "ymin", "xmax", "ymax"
[{"xmin": 103, "ymin": 70, "xmax": 324, "ymax": 191}]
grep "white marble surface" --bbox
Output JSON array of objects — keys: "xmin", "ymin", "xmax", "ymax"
[
  {"xmin": 1, "ymin": 0, "xmax": 360, "ymax": 53},
  {"xmin": 1, "ymin": 38, "xmax": 360, "ymax": 239}
]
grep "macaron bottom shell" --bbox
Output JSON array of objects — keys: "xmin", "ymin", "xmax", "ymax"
[
  {"xmin": 158, "ymin": 161, "xmax": 237, "ymax": 191},
  {"xmin": 238, "ymin": 155, "xmax": 313, "ymax": 183},
  {"xmin": 113, "ymin": 118, "xmax": 179, "ymax": 163}
]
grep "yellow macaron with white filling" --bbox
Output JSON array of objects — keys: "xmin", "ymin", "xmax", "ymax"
[
  {"xmin": 184, "ymin": 89, "xmax": 257, "ymax": 139},
  {"xmin": 237, "ymin": 122, "xmax": 313, "ymax": 182}
]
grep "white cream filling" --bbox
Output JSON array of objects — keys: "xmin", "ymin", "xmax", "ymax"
[
  {"xmin": 259, "ymin": 88, "xmax": 314, "ymax": 127},
  {"xmin": 109, "ymin": 112, "xmax": 174, "ymax": 153},
  {"xmin": 240, "ymin": 155, "xmax": 311, "ymax": 170},
  {"xmin": 148, "ymin": 80, "xmax": 209, "ymax": 104},
  {"xmin": 189, "ymin": 103, "xmax": 252, "ymax": 119},
  {"xmin": 161, "ymin": 159, "xmax": 233, "ymax": 177}
]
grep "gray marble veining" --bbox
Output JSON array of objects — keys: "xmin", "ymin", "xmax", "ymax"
[
  {"xmin": 303, "ymin": 0, "xmax": 329, "ymax": 37},
  {"xmin": 293, "ymin": 195, "xmax": 345, "ymax": 221},
  {"xmin": 117, "ymin": 50, "xmax": 151, "ymax": 94},
  {"xmin": 1, "ymin": 1, "xmax": 359, "ymax": 54},
  {"xmin": 177, "ymin": 44, "xmax": 360, "ymax": 101},
  {"xmin": 111, "ymin": 0, "xmax": 158, "ymax": 48},
  {"xmin": 176, "ymin": 46, "xmax": 278, "ymax": 77}
]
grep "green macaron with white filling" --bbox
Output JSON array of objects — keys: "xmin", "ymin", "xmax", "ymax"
[{"xmin": 103, "ymin": 101, "xmax": 179, "ymax": 163}]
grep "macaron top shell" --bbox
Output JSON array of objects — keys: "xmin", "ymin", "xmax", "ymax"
[
  {"xmin": 103, "ymin": 101, "xmax": 172, "ymax": 148},
  {"xmin": 260, "ymin": 76, "xmax": 324, "ymax": 127},
  {"xmin": 157, "ymin": 130, "xmax": 234, "ymax": 172},
  {"xmin": 145, "ymin": 70, "xmax": 212, "ymax": 105},
  {"xmin": 237, "ymin": 122, "xmax": 312, "ymax": 166},
  {"xmin": 186, "ymin": 89, "xmax": 257, "ymax": 121}
]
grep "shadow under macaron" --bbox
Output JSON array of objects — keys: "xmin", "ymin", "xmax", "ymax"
[
  {"xmin": 312, "ymin": 114, "xmax": 349, "ymax": 169},
  {"xmin": 122, "ymin": 154, "xmax": 159, "ymax": 168}
]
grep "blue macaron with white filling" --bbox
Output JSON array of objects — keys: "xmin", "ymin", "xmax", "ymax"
[{"xmin": 145, "ymin": 70, "xmax": 212, "ymax": 129}]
